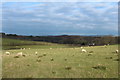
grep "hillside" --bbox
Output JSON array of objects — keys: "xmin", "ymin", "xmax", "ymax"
[
  {"xmin": 2, "ymin": 38, "xmax": 70, "ymax": 50},
  {"xmin": 2, "ymin": 38, "xmax": 54, "ymax": 46},
  {"xmin": 1, "ymin": 33, "xmax": 119, "ymax": 46}
]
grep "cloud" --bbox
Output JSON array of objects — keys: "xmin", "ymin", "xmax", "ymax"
[{"xmin": 2, "ymin": 2, "xmax": 118, "ymax": 35}]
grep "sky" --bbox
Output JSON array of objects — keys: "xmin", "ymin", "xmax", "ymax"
[{"xmin": 2, "ymin": 2, "xmax": 118, "ymax": 36}]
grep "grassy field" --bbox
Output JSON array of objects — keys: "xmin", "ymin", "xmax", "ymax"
[
  {"xmin": 1, "ymin": 38, "xmax": 119, "ymax": 78},
  {"xmin": 2, "ymin": 38, "xmax": 71, "ymax": 50}
]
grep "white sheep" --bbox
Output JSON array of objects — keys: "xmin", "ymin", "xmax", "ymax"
[
  {"xmin": 50, "ymin": 48, "xmax": 52, "ymax": 49},
  {"xmin": 16, "ymin": 52, "xmax": 23, "ymax": 56},
  {"xmin": 35, "ymin": 51, "xmax": 38, "ymax": 55},
  {"xmin": 23, "ymin": 48, "xmax": 26, "ymax": 50},
  {"xmin": 82, "ymin": 49, "xmax": 87, "ymax": 53},
  {"xmin": 116, "ymin": 49, "xmax": 119, "ymax": 53},
  {"xmin": 81, "ymin": 47, "xmax": 83, "ymax": 49},
  {"xmin": 5, "ymin": 51, "xmax": 10, "ymax": 55},
  {"xmin": 14, "ymin": 52, "xmax": 23, "ymax": 58},
  {"xmin": 104, "ymin": 45, "xmax": 107, "ymax": 48}
]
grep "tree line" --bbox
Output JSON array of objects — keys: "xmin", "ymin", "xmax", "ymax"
[{"xmin": 1, "ymin": 33, "xmax": 119, "ymax": 46}]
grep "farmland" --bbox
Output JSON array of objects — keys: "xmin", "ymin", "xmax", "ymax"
[{"xmin": 1, "ymin": 38, "xmax": 119, "ymax": 78}]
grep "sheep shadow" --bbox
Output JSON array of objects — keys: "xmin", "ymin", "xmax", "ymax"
[
  {"xmin": 92, "ymin": 65, "xmax": 106, "ymax": 70},
  {"xmin": 113, "ymin": 59, "xmax": 119, "ymax": 61},
  {"xmin": 105, "ymin": 57, "xmax": 113, "ymax": 59}
]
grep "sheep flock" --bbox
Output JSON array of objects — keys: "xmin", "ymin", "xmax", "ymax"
[{"xmin": 3, "ymin": 45, "xmax": 119, "ymax": 78}]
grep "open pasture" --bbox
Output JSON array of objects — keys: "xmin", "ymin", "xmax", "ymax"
[{"xmin": 2, "ymin": 45, "xmax": 119, "ymax": 78}]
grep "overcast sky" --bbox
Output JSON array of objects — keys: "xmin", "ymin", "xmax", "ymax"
[{"xmin": 2, "ymin": 2, "xmax": 118, "ymax": 36}]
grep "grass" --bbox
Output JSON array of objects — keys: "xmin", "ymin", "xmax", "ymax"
[
  {"xmin": 2, "ymin": 45, "xmax": 119, "ymax": 78},
  {"xmin": 2, "ymin": 38, "xmax": 71, "ymax": 50},
  {"xmin": 1, "ymin": 38, "xmax": 119, "ymax": 78}
]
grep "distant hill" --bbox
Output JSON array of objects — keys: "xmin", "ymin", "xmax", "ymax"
[
  {"xmin": 1, "ymin": 33, "xmax": 119, "ymax": 46},
  {"xmin": 2, "ymin": 38, "xmax": 70, "ymax": 50},
  {"xmin": 2, "ymin": 38, "xmax": 54, "ymax": 46}
]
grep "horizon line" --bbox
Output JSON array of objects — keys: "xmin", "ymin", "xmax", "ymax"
[{"xmin": 0, "ymin": 32, "xmax": 119, "ymax": 37}]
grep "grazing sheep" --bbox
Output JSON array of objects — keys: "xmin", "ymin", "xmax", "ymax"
[
  {"xmin": 81, "ymin": 47, "xmax": 83, "ymax": 49},
  {"xmin": 104, "ymin": 45, "xmax": 107, "ymax": 48},
  {"xmin": 5, "ymin": 51, "xmax": 10, "ymax": 55},
  {"xmin": 82, "ymin": 49, "xmax": 87, "ymax": 53},
  {"xmin": 116, "ymin": 49, "xmax": 119, "ymax": 53},
  {"xmin": 35, "ymin": 52, "xmax": 38, "ymax": 55},
  {"xmin": 28, "ymin": 48, "xmax": 30, "ymax": 49},
  {"xmin": 50, "ymin": 48, "xmax": 52, "ymax": 49},
  {"xmin": 14, "ymin": 52, "xmax": 24, "ymax": 58},
  {"xmin": 17, "ymin": 52, "xmax": 23, "ymax": 56},
  {"xmin": 23, "ymin": 48, "xmax": 26, "ymax": 50}
]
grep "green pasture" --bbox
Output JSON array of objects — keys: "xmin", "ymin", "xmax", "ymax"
[{"xmin": 1, "ymin": 38, "xmax": 119, "ymax": 78}]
